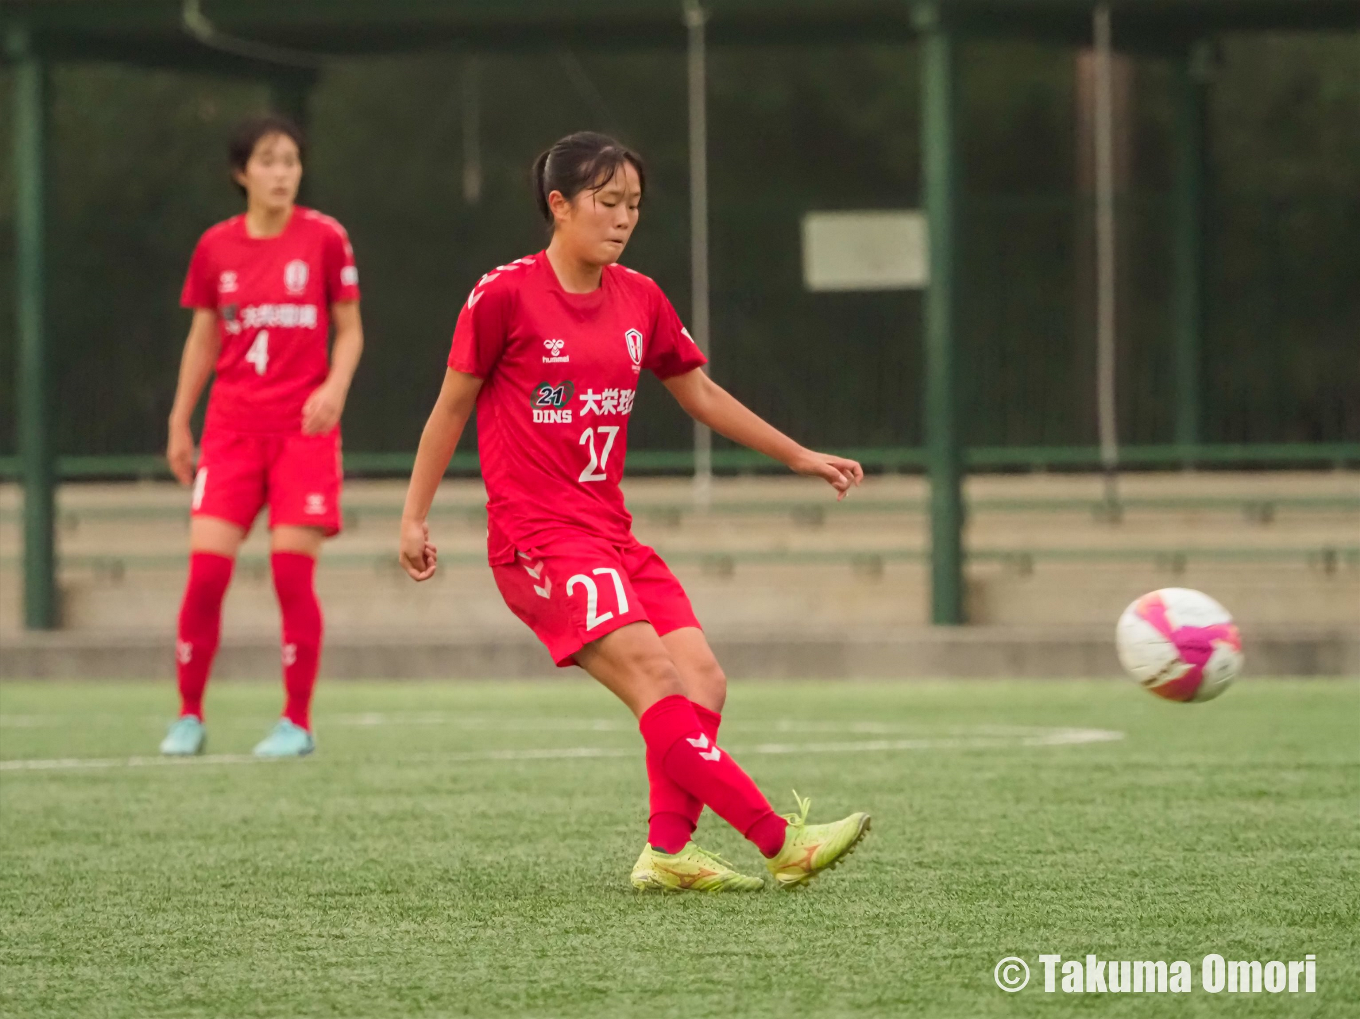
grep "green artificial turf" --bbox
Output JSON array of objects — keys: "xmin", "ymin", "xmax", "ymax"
[{"xmin": 1, "ymin": 678, "xmax": 1356, "ymax": 1018}]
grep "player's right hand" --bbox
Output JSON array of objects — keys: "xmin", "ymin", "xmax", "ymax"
[
  {"xmin": 399, "ymin": 518, "xmax": 438, "ymax": 581},
  {"xmin": 166, "ymin": 422, "xmax": 197, "ymax": 486},
  {"xmin": 789, "ymin": 449, "xmax": 864, "ymax": 501}
]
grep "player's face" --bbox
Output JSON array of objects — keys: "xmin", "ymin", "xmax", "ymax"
[
  {"xmin": 552, "ymin": 162, "xmax": 642, "ymax": 266},
  {"xmin": 234, "ymin": 132, "xmax": 302, "ymax": 214}
]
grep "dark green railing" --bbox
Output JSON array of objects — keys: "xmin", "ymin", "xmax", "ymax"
[
  {"xmin": 0, "ymin": 443, "xmax": 1357, "ymax": 481},
  {"xmin": 2, "ymin": 546, "xmax": 1355, "ymax": 577}
]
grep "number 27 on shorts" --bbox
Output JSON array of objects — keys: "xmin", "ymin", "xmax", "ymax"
[{"xmin": 567, "ymin": 567, "xmax": 629, "ymax": 630}]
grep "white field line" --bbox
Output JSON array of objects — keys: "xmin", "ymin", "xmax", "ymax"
[
  {"xmin": 0, "ymin": 727, "xmax": 1122, "ymax": 773},
  {"xmin": 4, "ymin": 714, "xmax": 1120, "ymax": 737},
  {"xmin": 749, "ymin": 728, "xmax": 1124, "ymax": 754},
  {"xmin": 0, "ymin": 753, "xmax": 265, "ymax": 771}
]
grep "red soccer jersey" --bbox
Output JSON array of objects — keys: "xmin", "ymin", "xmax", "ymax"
[
  {"xmin": 181, "ymin": 207, "xmax": 360, "ymax": 434},
  {"xmin": 448, "ymin": 252, "xmax": 707, "ymax": 563}
]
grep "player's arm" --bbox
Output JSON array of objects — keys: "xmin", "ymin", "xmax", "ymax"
[
  {"xmin": 399, "ymin": 368, "xmax": 484, "ymax": 581},
  {"xmin": 302, "ymin": 300, "xmax": 364, "ymax": 435},
  {"xmin": 662, "ymin": 368, "xmax": 863, "ymax": 500},
  {"xmin": 166, "ymin": 309, "xmax": 220, "ymax": 486}
]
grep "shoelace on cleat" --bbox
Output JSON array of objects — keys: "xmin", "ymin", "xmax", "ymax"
[
  {"xmin": 689, "ymin": 845, "xmax": 740, "ymax": 871},
  {"xmin": 781, "ymin": 790, "xmax": 812, "ymax": 829}
]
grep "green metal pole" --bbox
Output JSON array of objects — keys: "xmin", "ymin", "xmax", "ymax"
[
  {"xmin": 916, "ymin": 4, "xmax": 964, "ymax": 624},
  {"xmin": 9, "ymin": 25, "xmax": 57, "ymax": 629},
  {"xmin": 1171, "ymin": 42, "xmax": 1209, "ymax": 456}
]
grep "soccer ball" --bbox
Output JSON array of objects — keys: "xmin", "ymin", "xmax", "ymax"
[{"xmin": 1115, "ymin": 588, "xmax": 1243, "ymax": 702}]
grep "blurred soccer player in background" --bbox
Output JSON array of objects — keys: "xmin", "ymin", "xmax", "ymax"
[
  {"xmin": 399, "ymin": 132, "xmax": 870, "ymax": 891},
  {"xmin": 160, "ymin": 115, "xmax": 364, "ymax": 758}
]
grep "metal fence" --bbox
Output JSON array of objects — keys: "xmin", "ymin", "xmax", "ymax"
[{"xmin": 1, "ymin": 39, "xmax": 1357, "ymax": 468}]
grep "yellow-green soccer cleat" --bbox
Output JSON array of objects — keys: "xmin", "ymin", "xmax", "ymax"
[
  {"xmin": 631, "ymin": 842, "xmax": 765, "ymax": 893},
  {"xmin": 765, "ymin": 791, "xmax": 871, "ymax": 888}
]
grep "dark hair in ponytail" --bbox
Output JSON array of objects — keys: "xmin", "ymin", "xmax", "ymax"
[{"xmin": 532, "ymin": 131, "xmax": 646, "ymax": 223}]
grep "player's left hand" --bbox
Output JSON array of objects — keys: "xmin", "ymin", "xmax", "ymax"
[
  {"xmin": 790, "ymin": 450, "xmax": 864, "ymax": 500},
  {"xmin": 302, "ymin": 381, "xmax": 347, "ymax": 435}
]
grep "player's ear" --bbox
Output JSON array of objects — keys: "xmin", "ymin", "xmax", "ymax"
[{"xmin": 547, "ymin": 189, "xmax": 572, "ymax": 225}]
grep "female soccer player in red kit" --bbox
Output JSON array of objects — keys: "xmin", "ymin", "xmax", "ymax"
[
  {"xmin": 160, "ymin": 115, "xmax": 363, "ymax": 758},
  {"xmin": 399, "ymin": 133, "xmax": 869, "ymax": 891}
]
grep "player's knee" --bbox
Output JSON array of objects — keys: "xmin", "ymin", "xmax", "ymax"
[
  {"xmin": 632, "ymin": 651, "xmax": 686, "ymax": 704},
  {"xmin": 689, "ymin": 656, "xmax": 727, "ymax": 709},
  {"xmin": 183, "ymin": 554, "xmax": 234, "ymax": 607}
]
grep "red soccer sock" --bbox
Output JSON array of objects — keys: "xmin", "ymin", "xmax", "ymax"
[
  {"xmin": 176, "ymin": 552, "xmax": 235, "ymax": 720},
  {"xmin": 271, "ymin": 551, "xmax": 322, "ymax": 731},
  {"xmin": 646, "ymin": 701, "xmax": 720, "ymax": 854},
  {"xmin": 647, "ymin": 702, "xmax": 723, "ymax": 848},
  {"xmin": 639, "ymin": 695, "xmax": 788, "ymax": 857}
]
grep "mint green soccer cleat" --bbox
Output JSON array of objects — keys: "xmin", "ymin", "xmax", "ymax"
[
  {"xmin": 631, "ymin": 842, "xmax": 765, "ymax": 893},
  {"xmin": 252, "ymin": 719, "xmax": 315, "ymax": 758},
  {"xmin": 765, "ymin": 791, "xmax": 871, "ymax": 888},
  {"xmin": 159, "ymin": 716, "xmax": 206, "ymax": 756}
]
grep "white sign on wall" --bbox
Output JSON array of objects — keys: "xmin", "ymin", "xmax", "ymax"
[{"xmin": 801, "ymin": 210, "xmax": 929, "ymax": 291}]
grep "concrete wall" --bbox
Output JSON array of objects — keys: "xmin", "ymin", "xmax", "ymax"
[{"xmin": 2, "ymin": 471, "xmax": 1356, "ymax": 677}]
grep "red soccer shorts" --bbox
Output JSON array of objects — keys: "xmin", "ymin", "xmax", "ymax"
[
  {"xmin": 492, "ymin": 534, "xmax": 701, "ymax": 667},
  {"xmin": 192, "ymin": 428, "xmax": 343, "ymax": 536}
]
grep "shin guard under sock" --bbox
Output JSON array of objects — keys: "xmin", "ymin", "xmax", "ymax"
[
  {"xmin": 176, "ymin": 552, "xmax": 234, "ymax": 720},
  {"xmin": 271, "ymin": 552, "xmax": 322, "ymax": 731},
  {"xmin": 646, "ymin": 702, "xmax": 721, "ymax": 853},
  {"xmin": 639, "ymin": 695, "xmax": 786, "ymax": 856}
]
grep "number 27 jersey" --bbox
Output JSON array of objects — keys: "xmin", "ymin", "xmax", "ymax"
[{"xmin": 448, "ymin": 251, "xmax": 707, "ymax": 564}]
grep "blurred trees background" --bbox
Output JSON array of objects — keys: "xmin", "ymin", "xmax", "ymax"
[{"xmin": 0, "ymin": 33, "xmax": 1356, "ymax": 459}]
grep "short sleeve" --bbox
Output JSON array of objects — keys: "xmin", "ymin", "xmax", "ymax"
[
  {"xmin": 643, "ymin": 286, "xmax": 707, "ymax": 380},
  {"xmin": 448, "ymin": 277, "xmax": 512, "ymax": 379},
  {"xmin": 180, "ymin": 235, "xmax": 217, "ymax": 309},
  {"xmin": 323, "ymin": 222, "xmax": 361, "ymax": 304}
]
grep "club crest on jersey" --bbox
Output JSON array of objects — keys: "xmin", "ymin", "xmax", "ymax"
[
  {"xmin": 284, "ymin": 260, "xmax": 310, "ymax": 295},
  {"xmin": 624, "ymin": 329, "xmax": 644, "ymax": 369},
  {"xmin": 532, "ymin": 381, "xmax": 575, "ymax": 424},
  {"xmin": 542, "ymin": 338, "xmax": 570, "ymax": 363}
]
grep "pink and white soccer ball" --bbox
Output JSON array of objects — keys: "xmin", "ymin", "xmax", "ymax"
[{"xmin": 1116, "ymin": 588, "xmax": 1243, "ymax": 702}]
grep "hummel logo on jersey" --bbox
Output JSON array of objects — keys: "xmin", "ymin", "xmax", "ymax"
[
  {"xmin": 284, "ymin": 259, "xmax": 309, "ymax": 295},
  {"xmin": 219, "ymin": 270, "xmax": 238, "ymax": 294},
  {"xmin": 532, "ymin": 381, "xmax": 575, "ymax": 424},
  {"xmin": 625, "ymin": 328, "xmax": 644, "ymax": 370},
  {"xmin": 518, "ymin": 554, "xmax": 552, "ymax": 599},
  {"xmin": 686, "ymin": 732, "xmax": 723, "ymax": 762},
  {"xmin": 465, "ymin": 256, "xmax": 536, "ymax": 309},
  {"xmin": 542, "ymin": 338, "xmax": 570, "ymax": 363}
]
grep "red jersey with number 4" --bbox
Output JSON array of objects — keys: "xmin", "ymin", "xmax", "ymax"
[
  {"xmin": 181, "ymin": 207, "xmax": 360, "ymax": 434},
  {"xmin": 449, "ymin": 252, "xmax": 707, "ymax": 564}
]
